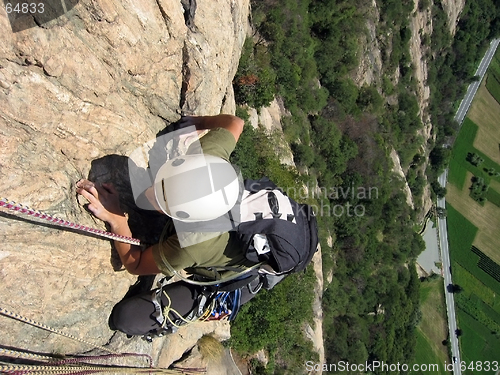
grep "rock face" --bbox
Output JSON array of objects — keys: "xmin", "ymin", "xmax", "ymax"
[
  {"xmin": 0, "ymin": 0, "xmax": 248, "ymax": 368},
  {"xmin": 441, "ymin": 0, "xmax": 466, "ymax": 35},
  {"xmin": 247, "ymin": 98, "xmax": 295, "ymax": 166},
  {"xmin": 405, "ymin": 0, "xmax": 464, "ymax": 221},
  {"xmin": 306, "ymin": 248, "xmax": 325, "ymax": 374},
  {"xmin": 408, "ymin": 0, "xmax": 433, "ymax": 221},
  {"xmin": 353, "ymin": 2, "xmax": 383, "ymax": 88},
  {"xmin": 390, "ymin": 148, "xmax": 415, "ymax": 210}
]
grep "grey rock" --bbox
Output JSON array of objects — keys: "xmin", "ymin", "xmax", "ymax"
[{"xmin": 0, "ymin": 0, "xmax": 248, "ymax": 368}]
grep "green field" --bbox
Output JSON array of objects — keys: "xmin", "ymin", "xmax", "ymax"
[
  {"xmin": 456, "ymin": 309, "xmax": 500, "ymax": 375},
  {"xmin": 448, "ymin": 118, "xmax": 479, "ymax": 190},
  {"xmin": 447, "ymin": 52, "xmax": 500, "ymax": 371},
  {"xmin": 447, "ymin": 204, "xmax": 500, "ymax": 296},
  {"xmin": 486, "ymin": 184, "xmax": 500, "ymax": 207},
  {"xmin": 413, "ymin": 278, "xmax": 449, "ymax": 375},
  {"xmin": 446, "ymin": 204, "xmax": 478, "ymax": 262},
  {"xmin": 447, "ymin": 208, "xmax": 500, "ymax": 374},
  {"xmin": 485, "ymin": 49, "xmax": 500, "ymax": 103},
  {"xmin": 448, "ymin": 118, "xmax": 500, "ymax": 190},
  {"xmin": 452, "ymin": 262, "xmax": 500, "ymax": 313},
  {"xmin": 412, "ymin": 331, "xmax": 447, "ymax": 375},
  {"xmin": 485, "ymin": 74, "xmax": 500, "ymax": 103}
]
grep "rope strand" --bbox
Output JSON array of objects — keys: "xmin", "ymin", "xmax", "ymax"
[
  {"xmin": 0, "ymin": 348, "xmax": 57, "ymax": 363},
  {"xmin": 0, "ymin": 347, "xmax": 206, "ymax": 374},
  {"xmin": 0, "ymin": 198, "xmax": 141, "ymax": 246},
  {"xmin": 0, "ymin": 307, "xmax": 118, "ymax": 355},
  {"xmin": 0, "ymin": 362, "xmax": 205, "ymax": 374}
]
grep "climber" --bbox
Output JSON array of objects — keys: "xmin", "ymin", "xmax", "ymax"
[
  {"xmin": 76, "ymin": 114, "xmax": 247, "ymax": 275},
  {"xmin": 76, "ymin": 114, "xmax": 259, "ymax": 336}
]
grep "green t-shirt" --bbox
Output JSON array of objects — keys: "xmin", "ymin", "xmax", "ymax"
[{"xmin": 151, "ymin": 127, "xmax": 252, "ymax": 277}]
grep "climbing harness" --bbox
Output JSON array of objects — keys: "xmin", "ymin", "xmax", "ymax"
[
  {"xmin": 0, "ymin": 197, "xmax": 141, "ymax": 245},
  {"xmin": 143, "ymin": 276, "xmax": 242, "ymax": 342},
  {"xmin": 148, "ymin": 282, "xmax": 214, "ymax": 338}
]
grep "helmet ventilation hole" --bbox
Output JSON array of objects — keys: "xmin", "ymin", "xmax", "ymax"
[
  {"xmin": 172, "ymin": 158, "xmax": 185, "ymax": 167},
  {"xmin": 176, "ymin": 211, "xmax": 190, "ymax": 219}
]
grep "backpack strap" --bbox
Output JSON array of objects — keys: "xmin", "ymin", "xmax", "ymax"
[
  {"xmin": 244, "ymin": 177, "xmax": 278, "ymax": 192},
  {"xmin": 292, "ymin": 204, "xmax": 319, "ymax": 273},
  {"xmin": 214, "ymin": 271, "xmax": 260, "ymax": 292},
  {"xmin": 210, "ymin": 263, "xmax": 287, "ymax": 291}
]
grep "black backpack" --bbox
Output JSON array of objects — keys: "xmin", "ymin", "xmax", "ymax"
[
  {"xmin": 169, "ymin": 176, "xmax": 319, "ymax": 290},
  {"xmin": 207, "ymin": 177, "xmax": 319, "ymax": 292},
  {"xmin": 237, "ymin": 177, "xmax": 319, "ymax": 275}
]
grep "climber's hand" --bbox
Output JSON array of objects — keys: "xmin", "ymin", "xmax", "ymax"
[
  {"xmin": 76, "ymin": 179, "xmax": 126, "ymax": 227},
  {"xmin": 176, "ymin": 115, "xmax": 200, "ymax": 129}
]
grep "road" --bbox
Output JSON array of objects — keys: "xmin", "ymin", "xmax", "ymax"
[
  {"xmin": 436, "ymin": 38, "xmax": 500, "ymax": 375},
  {"xmin": 437, "ymin": 169, "xmax": 461, "ymax": 373},
  {"xmin": 454, "ymin": 39, "xmax": 500, "ymax": 125}
]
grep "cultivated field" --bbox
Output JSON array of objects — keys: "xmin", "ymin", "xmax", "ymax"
[
  {"xmin": 453, "ymin": 262, "xmax": 500, "ymax": 314},
  {"xmin": 414, "ymin": 278, "xmax": 449, "ymax": 375},
  {"xmin": 446, "ymin": 204, "xmax": 500, "ymax": 372},
  {"xmin": 469, "ymin": 80, "xmax": 500, "ymax": 165},
  {"xmin": 446, "ymin": 49, "xmax": 500, "ymax": 373},
  {"xmin": 457, "ymin": 309, "xmax": 500, "ymax": 368},
  {"xmin": 490, "ymin": 178, "xmax": 500, "ymax": 192},
  {"xmin": 447, "ymin": 171, "xmax": 500, "ymax": 264}
]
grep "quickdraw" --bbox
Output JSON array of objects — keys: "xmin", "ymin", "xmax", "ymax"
[{"xmin": 0, "ymin": 197, "xmax": 141, "ymax": 246}]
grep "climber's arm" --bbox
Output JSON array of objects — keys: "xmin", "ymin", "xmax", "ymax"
[
  {"xmin": 76, "ymin": 179, "xmax": 161, "ymax": 275},
  {"xmin": 106, "ymin": 219, "xmax": 161, "ymax": 275},
  {"xmin": 179, "ymin": 114, "xmax": 244, "ymax": 142}
]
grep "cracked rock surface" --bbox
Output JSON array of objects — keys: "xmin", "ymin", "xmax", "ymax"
[{"xmin": 0, "ymin": 0, "xmax": 248, "ymax": 369}]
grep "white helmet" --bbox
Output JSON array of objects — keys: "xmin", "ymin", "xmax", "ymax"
[{"xmin": 154, "ymin": 154, "xmax": 240, "ymax": 222}]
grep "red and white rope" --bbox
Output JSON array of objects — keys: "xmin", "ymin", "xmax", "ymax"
[{"xmin": 0, "ymin": 198, "xmax": 141, "ymax": 246}]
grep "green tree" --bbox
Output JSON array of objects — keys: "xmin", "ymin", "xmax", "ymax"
[
  {"xmin": 466, "ymin": 152, "xmax": 484, "ymax": 166},
  {"xmin": 357, "ymin": 85, "xmax": 384, "ymax": 112},
  {"xmin": 429, "ymin": 146, "xmax": 451, "ymax": 172},
  {"xmin": 291, "ymin": 143, "xmax": 315, "ymax": 167},
  {"xmin": 328, "ymin": 78, "xmax": 359, "ymax": 114}
]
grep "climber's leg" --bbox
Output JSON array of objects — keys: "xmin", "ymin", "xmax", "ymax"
[{"xmin": 109, "ymin": 281, "xmax": 201, "ymax": 336}]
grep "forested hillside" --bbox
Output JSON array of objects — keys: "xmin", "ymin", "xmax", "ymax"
[{"xmin": 229, "ymin": 0, "xmax": 500, "ymax": 373}]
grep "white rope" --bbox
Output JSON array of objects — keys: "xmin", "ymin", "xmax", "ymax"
[
  {"xmin": 0, "ymin": 308, "xmax": 207, "ymax": 374},
  {"xmin": 0, "ymin": 307, "xmax": 119, "ymax": 355},
  {"xmin": 0, "ymin": 198, "xmax": 141, "ymax": 246}
]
